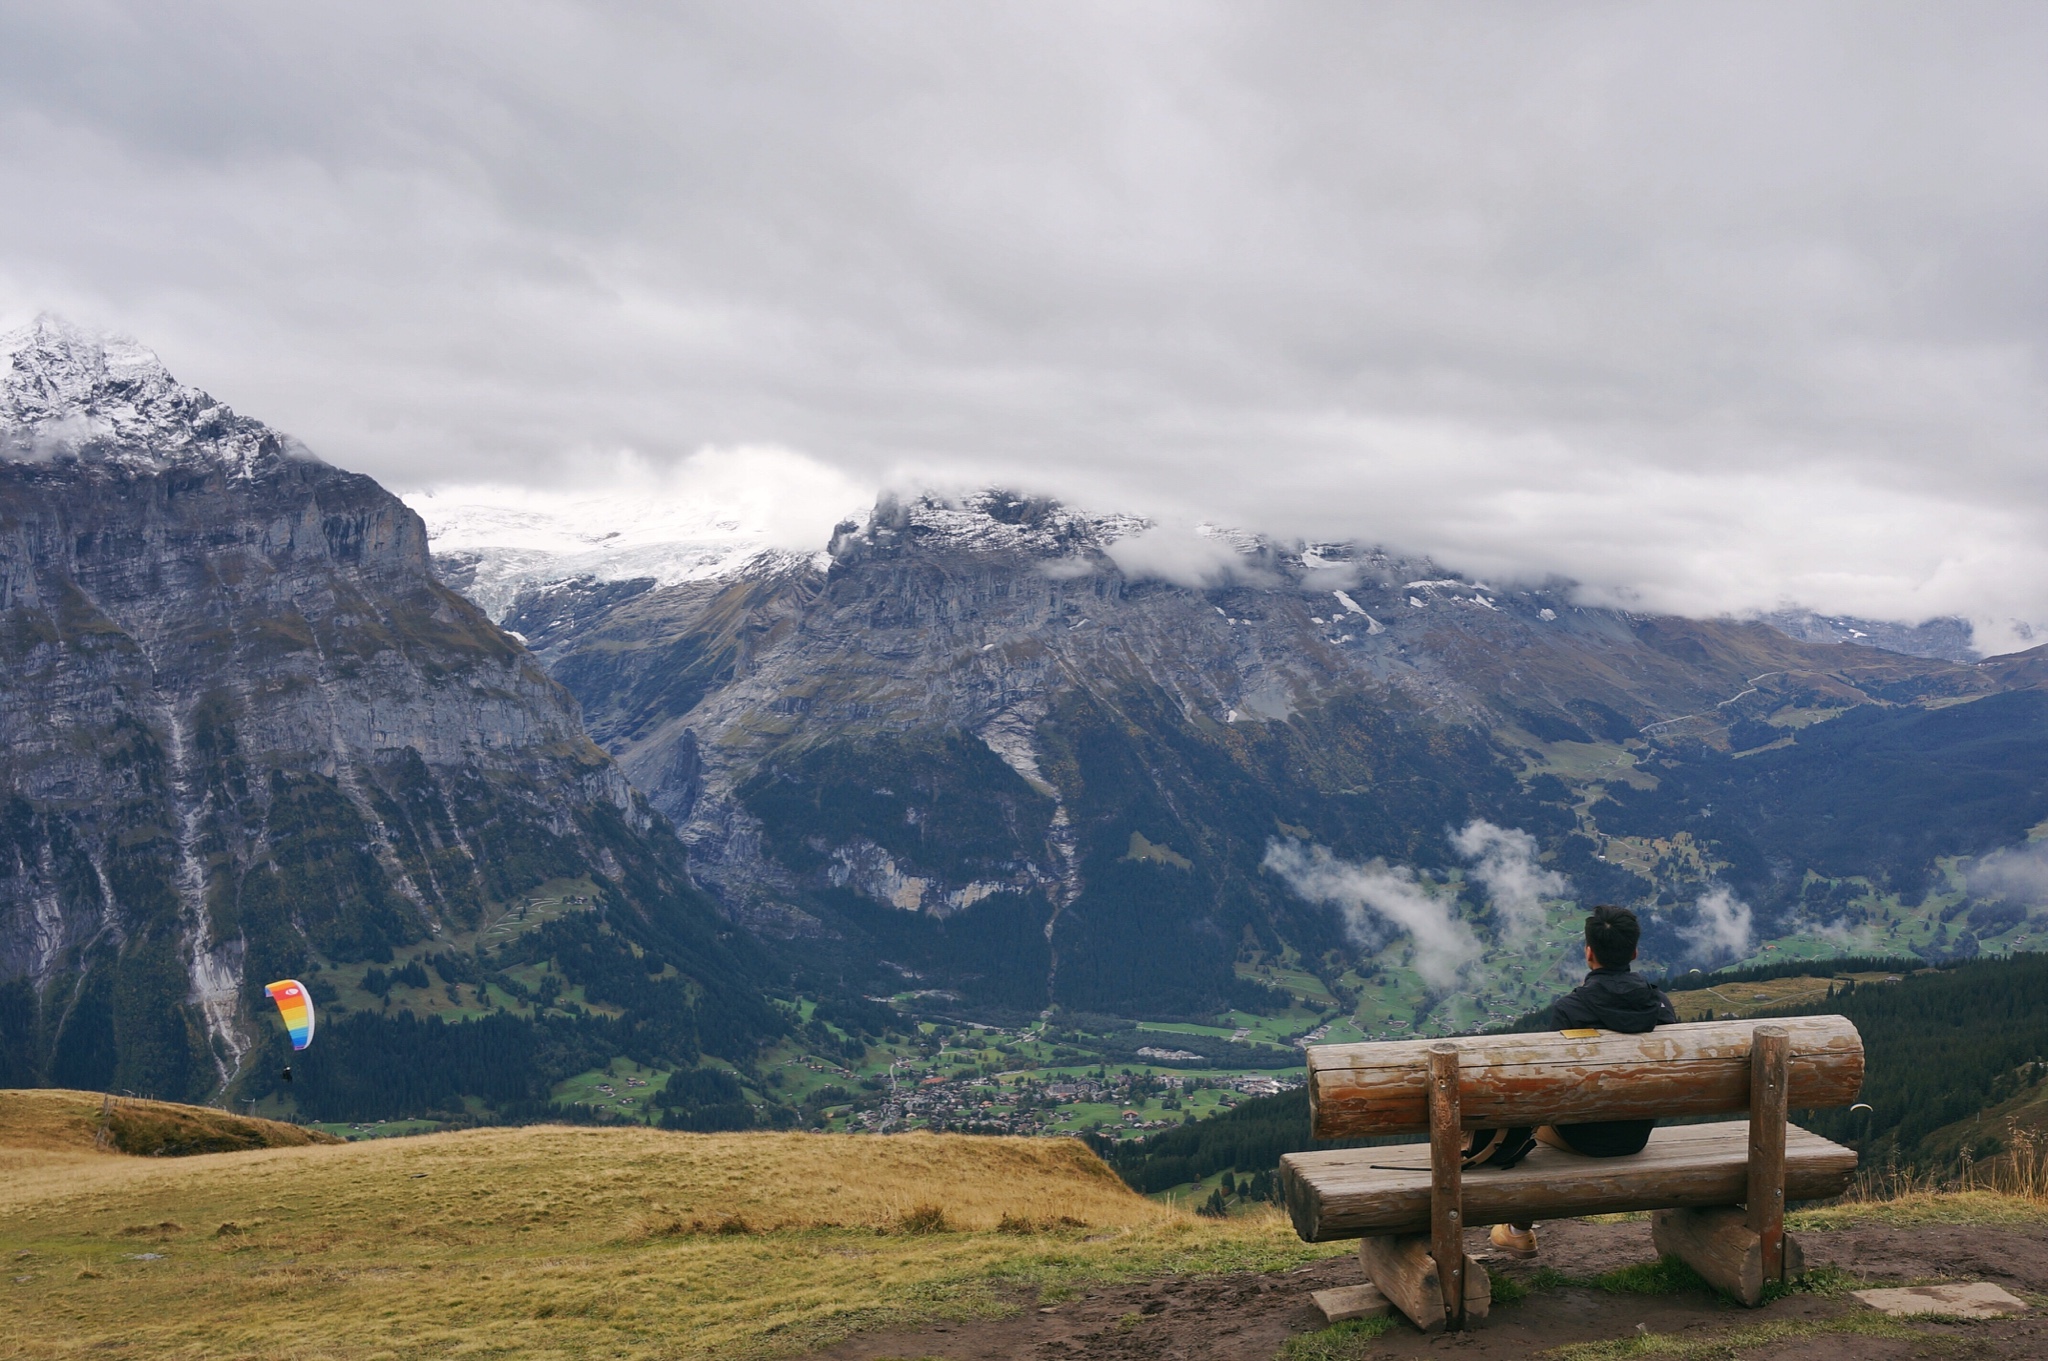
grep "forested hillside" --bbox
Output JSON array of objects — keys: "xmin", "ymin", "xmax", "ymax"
[
  {"xmin": 1794, "ymin": 954, "xmax": 2048, "ymax": 1165},
  {"xmin": 1088, "ymin": 1088, "xmax": 1349, "ymax": 1195}
]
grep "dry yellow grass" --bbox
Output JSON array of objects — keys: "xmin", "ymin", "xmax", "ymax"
[
  {"xmin": 0, "ymin": 1088, "xmax": 338, "ymax": 1157},
  {"xmin": 0, "ymin": 1088, "xmax": 127, "ymax": 1153},
  {"xmin": 1786, "ymin": 1120, "xmax": 2048, "ymax": 1232},
  {"xmin": 1790, "ymin": 1188, "xmax": 2048, "ymax": 1230},
  {"xmin": 1667, "ymin": 971, "xmax": 1901, "ymax": 1023},
  {"xmin": 0, "ymin": 1114, "xmax": 1338, "ymax": 1360}
]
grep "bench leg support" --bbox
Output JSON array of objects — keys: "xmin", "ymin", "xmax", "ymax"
[
  {"xmin": 1427, "ymin": 1043, "xmax": 1466, "ymax": 1328},
  {"xmin": 1358, "ymin": 1234, "xmax": 1491, "ymax": 1333},
  {"xmin": 1651, "ymin": 1207, "xmax": 1805, "ymax": 1308},
  {"xmin": 1747, "ymin": 1025, "xmax": 1791, "ymax": 1285}
]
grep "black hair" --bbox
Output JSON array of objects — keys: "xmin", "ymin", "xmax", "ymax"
[{"xmin": 1585, "ymin": 905, "xmax": 1640, "ymax": 970}]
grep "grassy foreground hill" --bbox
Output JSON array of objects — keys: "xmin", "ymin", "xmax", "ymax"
[
  {"xmin": 0, "ymin": 1095, "xmax": 1336, "ymax": 1360},
  {"xmin": 0, "ymin": 1089, "xmax": 339, "ymax": 1157}
]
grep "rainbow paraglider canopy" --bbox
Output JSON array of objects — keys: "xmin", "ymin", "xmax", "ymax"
[{"xmin": 264, "ymin": 979, "xmax": 316, "ymax": 1051}]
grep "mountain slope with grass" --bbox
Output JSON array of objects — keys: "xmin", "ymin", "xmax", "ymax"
[
  {"xmin": 8, "ymin": 1094, "xmax": 2048, "ymax": 1359},
  {"xmin": 0, "ymin": 1088, "xmax": 338, "ymax": 1156}
]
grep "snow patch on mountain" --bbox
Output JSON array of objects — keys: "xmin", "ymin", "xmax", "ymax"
[
  {"xmin": 0, "ymin": 315, "xmax": 287, "ymax": 476},
  {"xmin": 846, "ymin": 490, "xmax": 1151, "ymax": 564},
  {"xmin": 406, "ymin": 446, "xmax": 872, "ymax": 619}
]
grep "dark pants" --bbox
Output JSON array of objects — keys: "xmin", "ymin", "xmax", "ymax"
[
  {"xmin": 1550, "ymin": 1118, "xmax": 1655, "ymax": 1158},
  {"xmin": 1505, "ymin": 1119, "xmax": 1656, "ymax": 1236}
]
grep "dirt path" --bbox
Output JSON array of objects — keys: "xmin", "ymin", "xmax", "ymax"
[{"xmin": 810, "ymin": 1219, "xmax": 2048, "ymax": 1360}]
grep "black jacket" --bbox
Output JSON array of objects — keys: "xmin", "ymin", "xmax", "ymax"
[
  {"xmin": 1551, "ymin": 966, "xmax": 1678, "ymax": 1034},
  {"xmin": 1544, "ymin": 966, "xmax": 1679, "ymax": 1157}
]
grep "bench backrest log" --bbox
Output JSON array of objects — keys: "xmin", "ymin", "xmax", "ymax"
[{"xmin": 1307, "ymin": 1015, "xmax": 1864, "ymax": 1140}]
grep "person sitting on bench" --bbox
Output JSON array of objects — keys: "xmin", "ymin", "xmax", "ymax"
[{"xmin": 1484, "ymin": 904, "xmax": 1679, "ymax": 1258}]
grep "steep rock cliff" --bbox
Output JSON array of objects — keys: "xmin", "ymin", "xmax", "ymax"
[{"xmin": 0, "ymin": 318, "xmax": 772, "ymax": 1100}]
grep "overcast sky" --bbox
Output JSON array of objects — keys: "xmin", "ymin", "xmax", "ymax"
[{"xmin": 3, "ymin": 3, "xmax": 2045, "ymax": 649}]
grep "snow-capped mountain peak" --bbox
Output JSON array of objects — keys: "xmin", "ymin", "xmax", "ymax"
[{"xmin": 0, "ymin": 314, "xmax": 285, "ymax": 475}]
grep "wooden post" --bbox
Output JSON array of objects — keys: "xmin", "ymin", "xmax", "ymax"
[
  {"xmin": 1746, "ymin": 1025, "xmax": 1790, "ymax": 1287},
  {"xmin": 1427, "ymin": 1042, "xmax": 1464, "ymax": 1330}
]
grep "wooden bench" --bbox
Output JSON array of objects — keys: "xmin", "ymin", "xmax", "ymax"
[{"xmin": 1279, "ymin": 1016, "xmax": 1865, "ymax": 1331}]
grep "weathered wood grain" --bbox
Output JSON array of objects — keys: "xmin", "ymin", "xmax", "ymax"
[
  {"xmin": 1307, "ymin": 1015, "xmax": 1863, "ymax": 1139},
  {"xmin": 1746, "ymin": 1026, "xmax": 1790, "ymax": 1285},
  {"xmin": 1281, "ymin": 1121, "xmax": 1856, "ymax": 1242},
  {"xmin": 1357, "ymin": 1234, "xmax": 1490, "ymax": 1334},
  {"xmin": 1358, "ymin": 1235, "xmax": 1441, "ymax": 1333},
  {"xmin": 1652, "ymin": 1206, "xmax": 1806, "ymax": 1307},
  {"xmin": 1427, "ymin": 1044, "xmax": 1465, "ymax": 1330}
]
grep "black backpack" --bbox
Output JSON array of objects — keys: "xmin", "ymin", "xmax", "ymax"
[{"xmin": 1462, "ymin": 1126, "xmax": 1538, "ymax": 1170}]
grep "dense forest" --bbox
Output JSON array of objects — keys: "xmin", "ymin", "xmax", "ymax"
[
  {"xmin": 231, "ymin": 907, "xmax": 789, "ymax": 1125},
  {"xmin": 1793, "ymin": 954, "xmax": 2048, "ymax": 1163}
]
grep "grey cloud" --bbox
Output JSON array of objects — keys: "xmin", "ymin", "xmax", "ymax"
[
  {"xmin": 1103, "ymin": 525, "xmax": 1279, "ymax": 589},
  {"xmin": 4, "ymin": 4, "xmax": 2048, "ymax": 645}
]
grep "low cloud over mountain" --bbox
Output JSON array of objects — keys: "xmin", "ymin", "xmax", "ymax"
[{"xmin": 5, "ymin": 7, "xmax": 2048, "ymax": 648}]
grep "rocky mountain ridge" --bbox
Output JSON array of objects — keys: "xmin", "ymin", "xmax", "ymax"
[
  {"xmin": 5, "ymin": 311, "xmax": 2039, "ymax": 1105},
  {"xmin": 0, "ymin": 315, "xmax": 289, "ymax": 477},
  {"xmin": 476, "ymin": 488, "xmax": 2048, "ymax": 1024}
]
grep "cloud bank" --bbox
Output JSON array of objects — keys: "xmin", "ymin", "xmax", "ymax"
[
  {"xmin": 403, "ymin": 444, "xmax": 874, "ymax": 616},
  {"xmin": 1103, "ymin": 525, "xmax": 1276, "ymax": 589},
  {"xmin": 6, "ymin": 5, "xmax": 2048, "ymax": 645},
  {"xmin": 1679, "ymin": 888, "xmax": 1755, "ymax": 962},
  {"xmin": 1263, "ymin": 839, "xmax": 1482, "ymax": 988}
]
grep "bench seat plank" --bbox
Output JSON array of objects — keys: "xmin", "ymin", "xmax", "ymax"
[{"xmin": 1281, "ymin": 1121, "xmax": 1856, "ymax": 1243}]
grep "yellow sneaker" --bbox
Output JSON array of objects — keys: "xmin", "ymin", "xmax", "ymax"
[{"xmin": 1489, "ymin": 1223, "xmax": 1538, "ymax": 1258}]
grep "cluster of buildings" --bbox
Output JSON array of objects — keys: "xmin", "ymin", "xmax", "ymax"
[{"xmin": 840, "ymin": 1067, "xmax": 1300, "ymax": 1136}]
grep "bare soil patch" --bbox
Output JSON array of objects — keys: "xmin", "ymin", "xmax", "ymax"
[{"xmin": 810, "ymin": 1219, "xmax": 2048, "ymax": 1360}]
